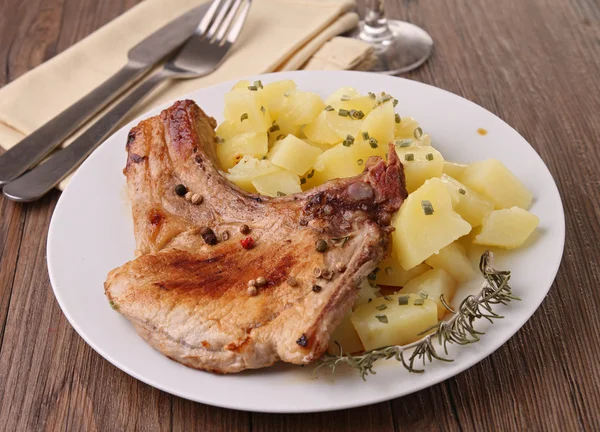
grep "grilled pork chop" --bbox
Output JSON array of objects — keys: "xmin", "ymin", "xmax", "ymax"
[{"xmin": 105, "ymin": 100, "xmax": 407, "ymax": 373}]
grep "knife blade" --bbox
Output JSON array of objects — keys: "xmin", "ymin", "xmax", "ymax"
[{"xmin": 0, "ymin": 1, "xmax": 211, "ymax": 186}]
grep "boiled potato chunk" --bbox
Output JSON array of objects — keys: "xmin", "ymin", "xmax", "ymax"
[
  {"xmin": 217, "ymin": 132, "xmax": 268, "ymax": 170},
  {"xmin": 251, "ymin": 168, "xmax": 301, "ymax": 197},
  {"xmin": 334, "ymin": 95, "xmax": 375, "ymax": 117},
  {"xmin": 325, "ymin": 109, "xmax": 363, "ymax": 140},
  {"xmin": 303, "ymin": 111, "xmax": 340, "ymax": 145},
  {"xmin": 280, "ymin": 91, "xmax": 325, "ymax": 125},
  {"xmin": 443, "ymin": 161, "xmax": 467, "ymax": 179},
  {"xmin": 441, "ymin": 174, "xmax": 494, "ymax": 227},
  {"xmin": 394, "ymin": 116, "xmax": 420, "ymax": 139},
  {"xmin": 268, "ymin": 135, "xmax": 322, "ymax": 175},
  {"xmin": 393, "ymin": 178, "xmax": 472, "ymax": 270},
  {"xmin": 225, "ymin": 156, "xmax": 281, "ymax": 193},
  {"xmin": 460, "ymin": 159, "xmax": 533, "ymax": 209},
  {"xmin": 325, "ymin": 87, "xmax": 361, "ymax": 105},
  {"xmin": 230, "ymin": 80, "xmax": 251, "ymax": 90},
  {"xmin": 425, "ymin": 241, "xmax": 477, "ymax": 284},
  {"xmin": 474, "ymin": 207, "xmax": 539, "ymax": 249},
  {"xmin": 355, "ymin": 280, "xmax": 381, "ymax": 307},
  {"xmin": 309, "ymin": 142, "xmax": 365, "ymax": 185},
  {"xmin": 328, "ymin": 314, "xmax": 364, "ymax": 355},
  {"xmin": 398, "ymin": 269, "xmax": 457, "ymax": 319},
  {"xmin": 224, "ymin": 89, "xmax": 272, "ymax": 133},
  {"xmin": 395, "ymin": 146, "xmax": 445, "ymax": 193},
  {"xmin": 260, "ymin": 80, "xmax": 297, "ymax": 119},
  {"xmin": 215, "ymin": 120, "xmax": 241, "ymax": 141},
  {"xmin": 376, "ymin": 256, "xmax": 431, "ymax": 287},
  {"xmin": 360, "ymin": 102, "xmax": 395, "ymax": 150},
  {"xmin": 351, "ymin": 294, "xmax": 438, "ymax": 350}
]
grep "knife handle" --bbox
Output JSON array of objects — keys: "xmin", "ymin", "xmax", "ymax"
[
  {"xmin": 2, "ymin": 70, "xmax": 169, "ymax": 202},
  {"xmin": 0, "ymin": 61, "xmax": 148, "ymax": 186}
]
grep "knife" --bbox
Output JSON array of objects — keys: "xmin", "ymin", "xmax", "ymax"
[{"xmin": 0, "ymin": 1, "xmax": 211, "ymax": 186}]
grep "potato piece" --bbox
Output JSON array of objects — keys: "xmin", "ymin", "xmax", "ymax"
[
  {"xmin": 260, "ymin": 80, "xmax": 297, "ymax": 119},
  {"xmin": 251, "ymin": 168, "xmax": 301, "ymax": 197},
  {"xmin": 360, "ymin": 102, "xmax": 395, "ymax": 150},
  {"xmin": 268, "ymin": 135, "xmax": 322, "ymax": 176},
  {"xmin": 303, "ymin": 111, "xmax": 341, "ymax": 145},
  {"xmin": 395, "ymin": 145, "xmax": 445, "ymax": 193},
  {"xmin": 269, "ymin": 115, "xmax": 301, "ymax": 146},
  {"xmin": 215, "ymin": 120, "xmax": 241, "ymax": 141},
  {"xmin": 355, "ymin": 280, "xmax": 380, "ymax": 307},
  {"xmin": 325, "ymin": 109, "xmax": 363, "ymax": 139},
  {"xmin": 376, "ymin": 256, "xmax": 431, "ymax": 287},
  {"xmin": 394, "ymin": 116, "xmax": 420, "ymax": 139},
  {"xmin": 474, "ymin": 207, "xmax": 539, "ymax": 249},
  {"xmin": 441, "ymin": 174, "xmax": 494, "ymax": 227},
  {"xmin": 425, "ymin": 241, "xmax": 477, "ymax": 283},
  {"xmin": 443, "ymin": 161, "xmax": 467, "ymax": 179},
  {"xmin": 351, "ymin": 294, "xmax": 438, "ymax": 350},
  {"xmin": 224, "ymin": 89, "xmax": 273, "ymax": 133},
  {"xmin": 325, "ymin": 87, "xmax": 361, "ymax": 105},
  {"xmin": 328, "ymin": 314, "xmax": 364, "ymax": 355},
  {"xmin": 225, "ymin": 156, "xmax": 280, "ymax": 193},
  {"xmin": 329, "ymin": 95, "xmax": 375, "ymax": 118},
  {"xmin": 217, "ymin": 132, "xmax": 268, "ymax": 170},
  {"xmin": 309, "ymin": 142, "xmax": 365, "ymax": 185},
  {"xmin": 279, "ymin": 91, "xmax": 325, "ymax": 125},
  {"xmin": 392, "ymin": 178, "xmax": 472, "ymax": 270},
  {"xmin": 460, "ymin": 159, "xmax": 533, "ymax": 209},
  {"xmin": 398, "ymin": 269, "xmax": 457, "ymax": 319},
  {"xmin": 230, "ymin": 80, "xmax": 251, "ymax": 90}
]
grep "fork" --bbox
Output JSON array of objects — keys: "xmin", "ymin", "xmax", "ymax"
[{"xmin": 3, "ymin": 0, "xmax": 251, "ymax": 202}]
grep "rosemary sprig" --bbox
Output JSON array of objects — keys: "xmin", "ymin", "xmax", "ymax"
[{"xmin": 314, "ymin": 251, "xmax": 519, "ymax": 380}]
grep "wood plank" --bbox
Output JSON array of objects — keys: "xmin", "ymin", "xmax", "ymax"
[{"xmin": 251, "ymin": 402, "xmax": 394, "ymax": 432}]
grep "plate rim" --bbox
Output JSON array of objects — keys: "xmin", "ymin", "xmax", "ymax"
[{"xmin": 47, "ymin": 70, "xmax": 566, "ymax": 413}]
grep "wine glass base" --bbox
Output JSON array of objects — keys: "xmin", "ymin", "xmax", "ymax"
[{"xmin": 351, "ymin": 20, "xmax": 434, "ymax": 75}]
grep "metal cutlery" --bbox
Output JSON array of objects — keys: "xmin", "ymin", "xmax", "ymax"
[
  {"xmin": 0, "ymin": 2, "xmax": 212, "ymax": 186},
  {"xmin": 3, "ymin": 0, "xmax": 251, "ymax": 202}
]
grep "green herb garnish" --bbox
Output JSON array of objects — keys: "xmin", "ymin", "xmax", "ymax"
[
  {"xmin": 395, "ymin": 113, "xmax": 401, "ymax": 124},
  {"xmin": 375, "ymin": 315, "xmax": 388, "ymax": 324},
  {"xmin": 405, "ymin": 153, "xmax": 414, "ymax": 161},
  {"xmin": 398, "ymin": 295, "xmax": 409, "ymax": 305},
  {"xmin": 414, "ymin": 127, "xmax": 423, "ymax": 139},
  {"xmin": 240, "ymin": 113, "xmax": 248, "ymax": 122},
  {"xmin": 459, "ymin": 188, "xmax": 467, "ymax": 195},
  {"xmin": 425, "ymin": 153, "xmax": 434, "ymax": 161},
  {"xmin": 338, "ymin": 109, "xmax": 349, "ymax": 117},
  {"xmin": 375, "ymin": 304, "xmax": 387, "ymax": 311},
  {"xmin": 421, "ymin": 200, "xmax": 434, "ymax": 215}
]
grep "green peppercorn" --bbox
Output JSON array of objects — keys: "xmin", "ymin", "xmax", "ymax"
[{"xmin": 175, "ymin": 184, "xmax": 187, "ymax": 196}]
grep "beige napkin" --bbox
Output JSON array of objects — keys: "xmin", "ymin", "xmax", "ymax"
[{"xmin": 0, "ymin": 0, "xmax": 373, "ymax": 189}]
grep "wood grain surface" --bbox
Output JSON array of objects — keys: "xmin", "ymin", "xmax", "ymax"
[{"xmin": 0, "ymin": 0, "xmax": 599, "ymax": 430}]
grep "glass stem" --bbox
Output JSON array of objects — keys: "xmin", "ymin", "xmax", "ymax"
[{"xmin": 361, "ymin": 0, "xmax": 393, "ymax": 41}]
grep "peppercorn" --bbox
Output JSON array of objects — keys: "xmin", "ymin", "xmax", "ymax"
[
  {"xmin": 200, "ymin": 227, "xmax": 217, "ymax": 245},
  {"xmin": 240, "ymin": 224, "xmax": 251, "ymax": 234},
  {"xmin": 256, "ymin": 276, "xmax": 267, "ymax": 287},
  {"xmin": 240, "ymin": 236, "xmax": 254, "ymax": 249},
  {"xmin": 312, "ymin": 284, "xmax": 322, "ymax": 293},
  {"xmin": 315, "ymin": 239, "xmax": 328, "ymax": 253},
  {"xmin": 174, "ymin": 184, "xmax": 187, "ymax": 196},
  {"xmin": 247, "ymin": 286, "xmax": 257, "ymax": 296}
]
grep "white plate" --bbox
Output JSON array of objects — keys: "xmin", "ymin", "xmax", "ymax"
[{"xmin": 47, "ymin": 71, "xmax": 565, "ymax": 413}]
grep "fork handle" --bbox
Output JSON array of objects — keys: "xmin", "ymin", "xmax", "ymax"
[
  {"xmin": 0, "ymin": 62, "xmax": 149, "ymax": 186},
  {"xmin": 2, "ymin": 69, "xmax": 171, "ymax": 202}
]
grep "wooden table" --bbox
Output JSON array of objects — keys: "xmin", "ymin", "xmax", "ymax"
[{"xmin": 1, "ymin": 0, "xmax": 599, "ymax": 430}]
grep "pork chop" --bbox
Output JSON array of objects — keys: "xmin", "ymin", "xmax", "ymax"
[{"xmin": 104, "ymin": 100, "xmax": 407, "ymax": 373}]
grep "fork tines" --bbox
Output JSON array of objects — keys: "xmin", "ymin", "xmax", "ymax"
[{"xmin": 197, "ymin": 0, "xmax": 251, "ymax": 44}]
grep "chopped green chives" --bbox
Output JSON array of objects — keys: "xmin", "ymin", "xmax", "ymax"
[
  {"xmin": 247, "ymin": 85, "xmax": 258, "ymax": 91},
  {"xmin": 260, "ymin": 106, "xmax": 266, "ymax": 114},
  {"xmin": 240, "ymin": 113, "xmax": 248, "ymax": 122},
  {"xmin": 425, "ymin": 153, "xmax": 434, "ymax": 161},
  {"xmin": 324, "ymin": 105, "xmax": 335, "ymax": 111},
  {"xmin": 376, "ymin": 304, "xmax": 387, "ymax": 311},
  {"xmin": 398, "ymin": 295, "xmax": 409, "ymax": 305},
  {"xmin": 300, "ymin": 177, "xmax": 307, "ymax": 185},
  {"xmin": 269, "ymin": 124, "xmax": 280, "ymax": 133},
  {"xmin": 362, "ymin": 131, "xmax": 370, "ymax": 140},
  {"xmin": 395, "ymin": 139, "xmax": 412, "ymax": 148},
  {"xmin": 393, "ymin": 98, "xmax": 398, "ymax": 107},
  {"xmin": 405, "ymin": 153, "xmax": 414, "ymax": 161},
  {"xmin": 368, "ymin": 92, "xmax": 376, "ymax": 99},
  {"xmin": 420, "ymin": 291, "xmax": 429, "ymax": 299},
  {"xmin": 307, "ymin": 170, "xmax": 315, "ymax": 179},
  {"xmin": 459, "ymin": 188, "xmax": 467, "ymax": 195},
  {"xmin": 375, "ymin": 315, "xmax": 388, "ymax": 324},
  {"xmin": 421, "ymin": 200, "xmax": 434, "ymax": 215},
  {"xmin": 414, "ymin": 127, "xmax": 423, "ymax": 139},
  {"xmin": 414, "ymin": 298, "xmax": 425, "ymax": 306},
  {"xmin": 277, "ymin": 191, "xmax": 286, "ymax": 197},
  {"xmin": 338, "ymin": 109, "xmax": 349, "ymax": 117},
  {"xmin": 369, "ymin": 138, "xmax": 378, "ymax": 149},
  {"xmin": 341, "ymin": 95, "xmax": 351, "ymax": 101},
  {"xmin": 357, "ymin": 159, "xmax": 364, "ymax": 166},
  {"xmin": 254, "ymin": 80, "xmax": 263, "ymax": 89},
  {"xmin": 395, "ymin": 113, "xmax": 401, "ymax": 124}
]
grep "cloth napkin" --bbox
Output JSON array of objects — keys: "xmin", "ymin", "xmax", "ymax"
[{"xmin": 0, "ymin": 0, "xmax": 373, "ymax": 190}]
